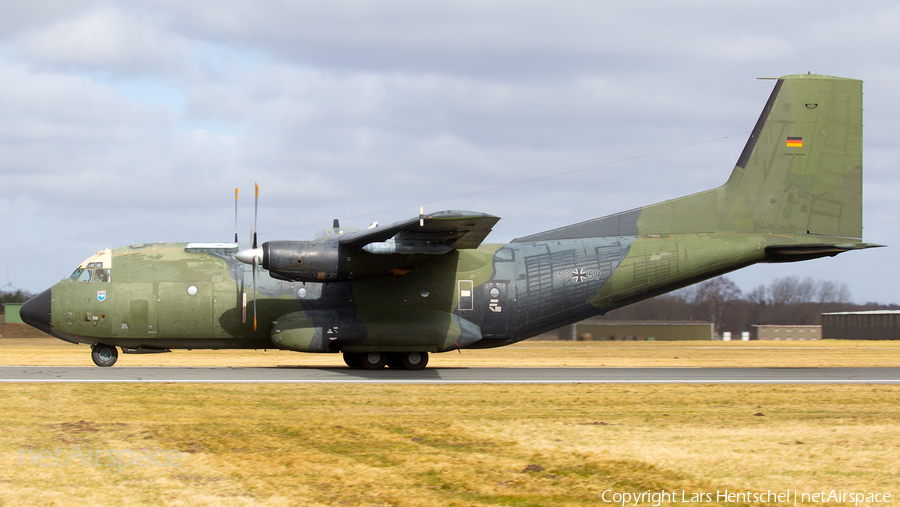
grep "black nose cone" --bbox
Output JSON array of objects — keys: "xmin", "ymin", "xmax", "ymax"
[{"xmin": 20, "ymin": 289, "xmax": 52, "ymax": 334}]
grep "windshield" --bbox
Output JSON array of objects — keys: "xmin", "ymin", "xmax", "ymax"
[
  {"xmin": 69, "ymin": 248, "xmax": 113, "ymax": 283},
  {"xmin": 77, "ymin": 269, "xmax": 93, "ymax": 283}
]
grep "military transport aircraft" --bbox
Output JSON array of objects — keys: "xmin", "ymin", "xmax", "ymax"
[{"xmin": 21, "ymin": 74, "xmax": 880, "ymax": 369}]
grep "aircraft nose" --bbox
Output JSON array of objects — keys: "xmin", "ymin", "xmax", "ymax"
[{"xmin": 20, "ymin": 288, "xmax": 52, "ymax": 334}]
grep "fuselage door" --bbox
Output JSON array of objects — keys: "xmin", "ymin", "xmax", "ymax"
[{"xmin": 480, "ymin": 282, "xmax": 510, "ymax": 337}]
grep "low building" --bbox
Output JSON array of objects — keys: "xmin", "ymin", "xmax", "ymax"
[
  {"xmin": 753, "ymin": 324, "xmax": 821, "ymax": 341},
  {"xmin": 3, "ymin": 303, "xmax": 23, "ymax": 324},
  {"xmin": 558, "ymin": 321, "xmax": 715, "ymax": 341},
  {"xmin": 822, "ymin": 311, "xmax": 900, "ymax": 340}
]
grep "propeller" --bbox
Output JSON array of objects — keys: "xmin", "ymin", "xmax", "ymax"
[{"xmin": 235, "ymin": 183, "xmax": 262, "ymax": 331}]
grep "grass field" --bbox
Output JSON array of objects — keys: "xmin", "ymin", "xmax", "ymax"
[
  {"xmin": 2, "ymin": 336, "xmax": 899, "ymax": 505},
  {"xmin": 3, "ymin": 336, "xmax": 900, "ymax": 368},
  {"xmin": 2, "ymin": 383, "xmax": 898, "ymax": 506}
]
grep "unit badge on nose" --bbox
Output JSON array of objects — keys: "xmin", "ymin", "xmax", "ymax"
[{"xmin": 97, "ymin": 291, "xmax": 107, "ymax": 302}]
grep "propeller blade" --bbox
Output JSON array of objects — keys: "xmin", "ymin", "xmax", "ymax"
[
  {"xmin": 253, "ymin": 182, "xmax": 259, "ymax": 249},
  {"xmin": 233, "ymin": 183, "xmax": 262, "ymax": 330},
  {"xmin": 252, "ymin": 257, "xmax": 258, "ymax": 331}
]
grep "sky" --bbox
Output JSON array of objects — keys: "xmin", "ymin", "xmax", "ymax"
[{"xmin": 2, "ymin": 1, "xmax": 898, "ymax": 304}]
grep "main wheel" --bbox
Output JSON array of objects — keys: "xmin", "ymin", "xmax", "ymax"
[
  {"xmin": 359, "ymin": 352, "xmax": 387, "ymax": 370},
  {"xmin": 400, "ymin": 352, "xmax": 428, "ymax": 370},
  {"xmin": 91, "ymin": 344, "xmax": 118, "ymax": 367},
  {"xmin": 342, "ymin": 352, "xmax": 362, "ymax": 369}
]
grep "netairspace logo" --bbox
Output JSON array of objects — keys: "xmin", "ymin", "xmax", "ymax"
[
  {"xmin": 601, "ymin": 489, "xmax": 893, "ymax": 507},
  {"xmin": 18, "ymin": 445, "xmax": 181, "ymax": 473}
]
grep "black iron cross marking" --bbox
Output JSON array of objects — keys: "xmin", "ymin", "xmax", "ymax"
[{"xmin": 572, "ymin": 268, "xmax": 587, "ymax": 283}]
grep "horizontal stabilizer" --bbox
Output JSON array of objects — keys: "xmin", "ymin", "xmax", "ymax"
[{"xmin": 763, "ymin": 241, "xmax": 883, "ymax": 263}]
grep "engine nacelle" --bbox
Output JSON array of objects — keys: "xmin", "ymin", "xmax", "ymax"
[
  {"xmin": 262, "ymin": 240, "xmax": 340, "ymax": 282},
  {"xmin": 260, "ymin": 240, "xmax": 425, "ymax": 282}
]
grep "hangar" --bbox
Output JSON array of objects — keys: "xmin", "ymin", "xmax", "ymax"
[{"xmin": 821, "ymin": 311, "xmax": 900, "ymax": 340}]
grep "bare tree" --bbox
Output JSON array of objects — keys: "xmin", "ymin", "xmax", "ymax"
[
  {"xmin": 818, "ymin": 280, "xmax": 852, "ymax": 303},
  {"xmin": 689, "ymin": 276, "xmax": 742, "ymax": 334}
]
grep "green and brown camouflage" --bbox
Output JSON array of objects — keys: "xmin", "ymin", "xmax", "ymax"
[{"xmin": 20, "ymin": 74, "xmax": 881, "ymax": 368}]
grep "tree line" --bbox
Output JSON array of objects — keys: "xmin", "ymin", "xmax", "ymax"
[
  {"xmin": 597, "ymin": 276, "xmax": 897, "ymax": 335},
  {"xmin": 0, "ymin": 289, "xmax": 34, "ymax": 313}
]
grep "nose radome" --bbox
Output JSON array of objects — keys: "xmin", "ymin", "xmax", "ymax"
[{"xmin": 20, "ymin": 288, "xmax": 52, "ymax": 335}]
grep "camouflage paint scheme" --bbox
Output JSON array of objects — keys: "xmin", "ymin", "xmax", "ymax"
[{"xmin": 21, "ymin": 74, "xmax": 881, "ymax": 366}]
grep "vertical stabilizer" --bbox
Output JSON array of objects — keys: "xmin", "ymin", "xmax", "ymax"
[
  {"xmin": 718, "ymin": 74, "xmax": 863, "ymax": 238},
  {"xmin": 634, "ymin": 74, "xmax": 863, "ymax": 238},
  {"xmin": 512, "ymin": 75, "xmax": 864, "ymax": 243}
]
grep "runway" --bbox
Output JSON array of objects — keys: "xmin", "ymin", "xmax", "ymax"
[{"xmin": 1, "ymin": 366, "xmax": 899, "ymax": 383}]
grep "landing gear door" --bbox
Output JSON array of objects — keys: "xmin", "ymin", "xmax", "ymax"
[{"xmin": 480, "ymin": 282, "xmax": 509, "ymax": 337}]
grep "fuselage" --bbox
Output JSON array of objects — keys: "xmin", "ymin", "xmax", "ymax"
[{"xmin": 29, "ymin": 231, "xmax": 824, "ymax": 353}]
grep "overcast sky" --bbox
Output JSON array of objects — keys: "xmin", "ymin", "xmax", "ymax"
[{"xmin": 2, "ymin": 1, "xmax": 898, "ymax": 303}]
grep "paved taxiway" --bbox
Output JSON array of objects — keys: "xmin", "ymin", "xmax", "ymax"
[{"xmin": 1, "ymin": 366, "xmax": 899, "ymax": 383}]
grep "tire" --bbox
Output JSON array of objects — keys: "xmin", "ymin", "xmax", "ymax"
[
  {"xmin": 400, "ymin": 352, "xmax": 428, "ymax": 370},
  {"xmin": 342, "ymin": 352, "xmax": 361, "ymax": 369},
  {"xmin": 359, "ymin": 352, "xmax": 387, "ymax": 370},
  {"xmin": 91, "ymin": 344, "xmax": 118, "ymax": 367}
]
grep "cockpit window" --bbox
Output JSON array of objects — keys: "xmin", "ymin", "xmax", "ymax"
[
  {"xmin": 70, "ymin": 248, "xmax": 112, "ymax": 283},
  {"xmin": 95, "ymin": 269, "xmax": 111, "ymax": 283},
  {"xmin": 77, "ymin": 269, "xmax": 93, "ymax": 283}
]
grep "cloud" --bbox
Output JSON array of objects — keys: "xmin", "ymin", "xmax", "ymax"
[
  {"xmin": 1, "ymin": 1, "xmax": 899, "ymax": 302},
  {"xmin": 14, "ymin": 7, "xmax": 185, "ymax": 76}
]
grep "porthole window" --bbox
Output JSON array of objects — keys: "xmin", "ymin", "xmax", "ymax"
[
  {"xmin": 420, "ymin": 288, "xmax": 430, "ymax": 298},
  {"xmin": 187, "ymin": 285, "xmax": 198, "ymax": 296},
  {"xmin": 298, "ymin": 288, "xmax": 308, "ymax": 298},
  {"xmin": 489, "ymin": 288, "xmax": 500, "ymax": 298}
]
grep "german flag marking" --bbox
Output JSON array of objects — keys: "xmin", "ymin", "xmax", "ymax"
[{"xmin": 786, "ymin": 137, "xmax": 803, "ymax": 147}]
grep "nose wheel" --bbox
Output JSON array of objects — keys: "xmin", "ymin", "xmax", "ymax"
[{"xmin": 91, "ymin": 344, "xmax": 118, "ymax": 367}]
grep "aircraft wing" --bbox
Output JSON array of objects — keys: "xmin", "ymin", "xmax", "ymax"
[{"xmin": 339, "ymin": 210, "xmax": 501, "ymax": 251}]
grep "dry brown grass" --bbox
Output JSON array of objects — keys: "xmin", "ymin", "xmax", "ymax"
[
  {"xmin": 2, "ymin": 337, "xmax": 900, "ymax": 368},
  {"xmin": 1, "ymin": 383, "xmax": 898, "ymax": 506}
]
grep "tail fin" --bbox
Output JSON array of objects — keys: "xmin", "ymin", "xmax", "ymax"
[
  {"xmin": 638, "ymin": 74, "xmax": 863, "ymax": 238},
  {"xmin": 512, "ymin": 75, "xmax": 864, "ymax": 243}
]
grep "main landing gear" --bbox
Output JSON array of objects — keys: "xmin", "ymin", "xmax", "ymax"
[
  {"xmin": 91, "ymin": 344, "xmax": 119, "ymax": 367},
  {"xmin": 343, "ymin": 352, "xmax": 428, "ymax": 370}
]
